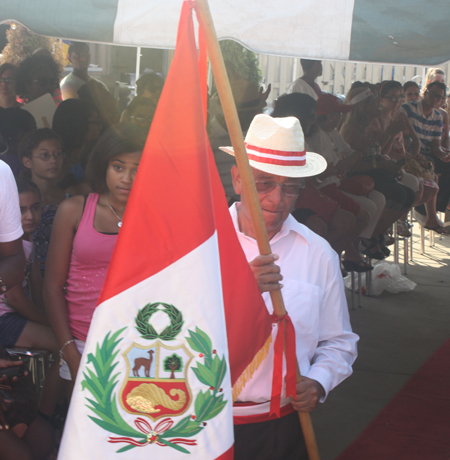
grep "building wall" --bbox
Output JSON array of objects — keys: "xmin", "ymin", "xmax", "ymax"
[{"xmin": 259, "ymin": 55, "xmax": 450, "ymax": 104}]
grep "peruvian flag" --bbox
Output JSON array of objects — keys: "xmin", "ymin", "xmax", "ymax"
[{"xmin": 58, "ymin": 2, "xmax": 272, "ymax": 459}]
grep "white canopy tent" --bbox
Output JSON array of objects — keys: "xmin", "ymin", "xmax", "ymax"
[{"xmin": 1, "ymin": 0, "xmax": 450, "ymax": 66}]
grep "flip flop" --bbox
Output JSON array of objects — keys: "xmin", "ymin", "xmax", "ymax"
[{"xmin": 423, "ymin": 225, "xmax": 450, "ymax": 235}]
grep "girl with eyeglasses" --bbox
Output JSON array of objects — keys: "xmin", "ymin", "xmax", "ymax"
[
  {"xmin": 0, "ymin": 63, "xmax": 21, "ymax": 109},
  {"xmin": 18, "ymin": 129, "xmax": 66, "ymax": 274}
]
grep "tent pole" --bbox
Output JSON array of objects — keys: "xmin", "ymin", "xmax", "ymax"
[
  {"xmin": 193, "ymin": 1, "xmax": 320, "ymax": 459},
  {"xmin": 135, "ymin": 46, "xmax": 141, "ymax": 95}
]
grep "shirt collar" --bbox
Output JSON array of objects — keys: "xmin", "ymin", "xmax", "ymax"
[{"xmin": 229, "ymin": 202, "xmax": 311, "ymax": 246}]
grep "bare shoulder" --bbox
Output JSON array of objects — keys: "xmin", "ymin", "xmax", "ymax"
[{"xmin": 54, "ymin": 195, "xmax": 85, "ymax": 228}]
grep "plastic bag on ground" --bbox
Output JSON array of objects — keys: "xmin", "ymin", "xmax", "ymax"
[{"xmin": 344, "ymin": 261, "xmax": 416, "ymax": 296}]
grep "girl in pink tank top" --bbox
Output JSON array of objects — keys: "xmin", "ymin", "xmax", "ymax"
[{"xmin": 44, "ymin": 124, "xmax": 145, "ymax": 388}]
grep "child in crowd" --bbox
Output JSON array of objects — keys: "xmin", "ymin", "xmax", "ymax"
[
  {"xmin": 19, "ymin": 128, "xmax": 66, "ymax": 275},
  {"xmin": 0, "ymin": 177, "xmax": 61, "ymax": 419},
  {"xmin": 44, "ymin": 124, "xmax": 145, "ymax": 394}
]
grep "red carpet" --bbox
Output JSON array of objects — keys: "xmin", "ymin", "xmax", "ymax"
[{"xmin": 336, "ymin": 338, "xmax": 450, "ymax": 460}]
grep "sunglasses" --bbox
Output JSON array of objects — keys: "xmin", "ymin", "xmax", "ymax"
[
  {"xmin": 255, "ymin": 180, "xmax": 305, "ymax": 197},
  {"xmin": 383, "ymin": 95, "xmax": 405, "ymax": 103}
]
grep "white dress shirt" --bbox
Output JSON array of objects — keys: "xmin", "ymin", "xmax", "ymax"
[{"xmin": 230, "ymin": 203, "xmax": 358, "ymax": 417}]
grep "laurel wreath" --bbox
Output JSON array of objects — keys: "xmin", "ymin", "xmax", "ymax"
[
  {"xmin": 135, "ymin": 303, "xmax": 183, "ymax": 341},
  {"xmin": 81, "ymin": 325, "xmax": 228, "ymax": 454}
]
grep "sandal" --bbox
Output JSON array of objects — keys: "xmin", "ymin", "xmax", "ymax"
[
  {"xmin": 361, "ymin": 238, "xmax": 386, "ymax": 260},
  {"xmin": 423, "ymin": 225, "xmax": 450, "ymax": 235},
  {"xmin": 397, "ymin": 220, "xmax": 412, "ymax": 237},
  {"xmin": 342, "ymin": 259, "xmax": 374, "ymax": 273}
]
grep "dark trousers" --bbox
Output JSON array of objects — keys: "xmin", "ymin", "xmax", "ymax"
[{"xmin": 234, "ymin": 412, "xmax": 308, "ymax": 460}]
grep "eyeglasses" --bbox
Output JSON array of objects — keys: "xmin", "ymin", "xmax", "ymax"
[
  {"xmin": 427, "ymin": 90, "xmax": 446, "ymax": 101},
  {"xmin": 383, "ymin": 95, "xmax": 405, "ymax": 103},
  {"xmin": 0, "ymin": 77, "xmax": 14, "ymax": 85},
  {"xmin": 406, "ymin": 91, "xmax": 420, "ymax": 98},
  {"xmin": 33, "ymin": 152, "xmax": 64, "ymax": 161},
  {"xmin": 129, "ymin": 115, "xmax": 153, "ymax": 124},
  {"xmin": 255, "ymin": 180, "xmax": 305, "ymax": 196},
  {"xmin": 32, "ymin": 78, "xmax": 59, "ymax": 87}
]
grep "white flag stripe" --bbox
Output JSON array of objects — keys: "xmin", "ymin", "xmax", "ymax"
[{"xmin": 58, "ymin": 233, "xmax": 233, "ymax": 459}]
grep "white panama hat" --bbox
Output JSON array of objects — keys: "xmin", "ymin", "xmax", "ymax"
[{"xmin": 219, "ymin": 114, "xmax": 327, "ymax": 178}]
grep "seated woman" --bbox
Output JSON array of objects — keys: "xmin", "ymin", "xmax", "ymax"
[
  {"xmin": 308, "ymin": 93, "xmax": 386, "ymax": 270},
  {"xmin": 340, "ymin": 87, "xmax": 416, "ymax": 258},
  {"xmin": 375, "ymin": 80, "xmax": 442, "ymax": 234},
  {"xmin": 272, "ymin": 93, "xmax": 372, "ymax": 271}
]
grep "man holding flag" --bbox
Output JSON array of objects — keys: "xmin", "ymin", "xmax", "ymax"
[{"xmin": 220, "ymin": 114, "xmax": 359, "ymax": 459}]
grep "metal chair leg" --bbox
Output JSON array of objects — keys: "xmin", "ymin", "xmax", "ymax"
[
  {"xmin": 358, "ymin": 272, "xmax": 362, "ymax": 307},
  {"xmin": 351, "ymin": 271, "xmax": 355, "ymax": 310}
]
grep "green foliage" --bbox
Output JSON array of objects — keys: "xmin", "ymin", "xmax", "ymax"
[
  {"xmin": 159, "ymin": 328, "xmax": 229, "ymax": 441},
  {"xmin": 215, "ymin": 40, "xmax": 263, "ymax": 88},
  {"xmin": 81, "ymin": 326, "xmax": 229, "ymax": 454},
  {"xmin": 2, "ymin": 24, "xmax": 64, "ymax": 69},
  {"xmin": 135, "ymin": 303, "xmax": 183, "ymax": 341},
  {"xmin": 164, "ymin": 354, "xmax": 183, "ymax": 378},
  {"xmin": 81, "ymin": 329, "xmax": 146, "ymax": 446}
]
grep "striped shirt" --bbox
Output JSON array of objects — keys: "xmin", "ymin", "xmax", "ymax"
[{"xmin": 400, "ymin": 100, "xmax": 443, "ymax": 155}]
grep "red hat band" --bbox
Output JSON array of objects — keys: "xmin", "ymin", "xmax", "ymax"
[{"xmin": 245, "ymin": 143, "xmax": 306, "ymax": 166}]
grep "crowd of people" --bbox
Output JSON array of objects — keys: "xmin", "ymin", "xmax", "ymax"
[{"xmin": 0, "ymin": 43, "xmax": 449, "ymax": 459}]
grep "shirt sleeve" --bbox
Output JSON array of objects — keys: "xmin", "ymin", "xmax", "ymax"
[
  {"xmin": 399, "ymin": 103, "xmax": 410, "ymax": 117},
  {"xmin": 60, "ymin": 77, "xmax": 80, "ymax": 100},
  {"xmin": 305, "ymin": 250, "xmax": 359, "ymax": 400},
  {"xmin": 0, "ymin": 161, "xmax": 23, "ymax": 243}
]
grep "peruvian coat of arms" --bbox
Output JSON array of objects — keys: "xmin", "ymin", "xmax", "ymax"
[{"xmin": 81, "ymin": 302, "xmax": 228, "ymax": 454}]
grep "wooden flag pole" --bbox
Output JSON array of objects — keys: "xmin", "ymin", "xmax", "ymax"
[{"xmin": 193, "ymin": 1, "xmax": 320, "ymax": 459}]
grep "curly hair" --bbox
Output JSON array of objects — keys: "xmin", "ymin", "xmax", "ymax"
[
  {"xmin": 15, "ymin": 54, "xmax": 60, "ymax": 100},
  {"xmin": 18, "ymin": 128, "xmax": 62, "ymax": 160}
]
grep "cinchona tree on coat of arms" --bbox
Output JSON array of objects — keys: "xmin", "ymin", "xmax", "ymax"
[{"xmin": 81, "ymin": 302, "xmax": 228, "ymax": 454}]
